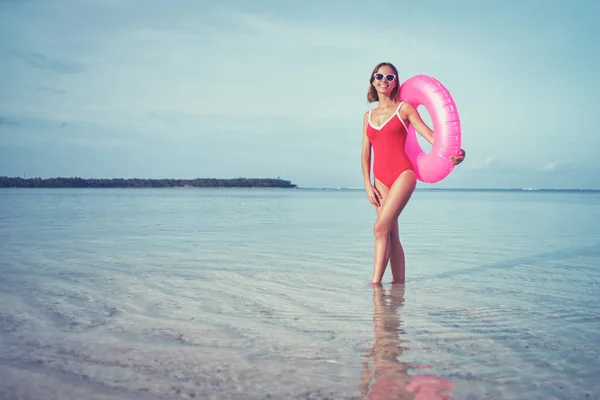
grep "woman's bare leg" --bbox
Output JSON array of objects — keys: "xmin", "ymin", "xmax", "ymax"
[
  {"xmin": 371, "ymin": 214, "xmax": 404, "ymax": 284},
  {"xmin": 373, "ymin": 182, "xmax": 404, "ymax": 282},
  {"xmin": 389, "ymin": 221, "xmax": 405, "ymax": 283},
  {"xmin": 372, "ymin": 171, "xmax": 416, "ymax": 284},
  {"xmin": 373, "ymin": 180, "xmax": 391, "ymax": 279}
]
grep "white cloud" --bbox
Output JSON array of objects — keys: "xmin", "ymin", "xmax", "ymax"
[
  {"xmin": 469, "ymin": 156, "xmax": 499, "ymax": 171},
  {"xmin": 542, "ymin": 161, "xmax": 568, "ymax": 172}
]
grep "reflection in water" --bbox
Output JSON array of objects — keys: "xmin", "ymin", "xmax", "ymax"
[{"xmin": 359, "ymin": 284, "xmax": 454, "ymax": 400}]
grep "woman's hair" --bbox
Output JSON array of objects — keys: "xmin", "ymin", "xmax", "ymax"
[{"xmin": 367, "ymin": 62, "xmax": 400, "ymax": 103}]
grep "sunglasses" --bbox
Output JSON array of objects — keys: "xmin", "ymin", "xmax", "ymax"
[{"xmin": 373, "ymin": 73, "xmax": 396, "ymax": 82}]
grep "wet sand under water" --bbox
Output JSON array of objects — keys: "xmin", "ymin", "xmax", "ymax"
[{"xmin": 1, "ymin": 188, "xmax": 599, "ymax": 399}]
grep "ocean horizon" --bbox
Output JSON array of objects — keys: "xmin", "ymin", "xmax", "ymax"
[
  {"xmin": 2, "ymin": 186, "xmax": 600, "ymax": 192},
  {"xmin": 1, "ymin": 187, "xmax": 599, "ymax": 399},
  {"xmin": 1, "ymin": 174, "xmax": 599, "ymax": 192}
]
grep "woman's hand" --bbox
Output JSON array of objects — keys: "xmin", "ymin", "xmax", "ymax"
[
  {"xmin": 450, "ymin": 149, "xmax": 466, "ymax": 165},
  {"xmin": 366, "ymin": 184, "xmax": 382, "ymax": 207}
]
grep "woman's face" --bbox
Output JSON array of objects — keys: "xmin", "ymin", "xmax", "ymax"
[{"xmin": 372, "ymin": 65, "xmax": 397, "ymax": 98}]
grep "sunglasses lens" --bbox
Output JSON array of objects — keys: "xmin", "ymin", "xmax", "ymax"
[
  {"xmin": 374, "ymin": 73, "xmax": 384, "ymax": 80},
  {"xmin": 386, "ymin": 74, "xmax": 395, "ymax": 81}
]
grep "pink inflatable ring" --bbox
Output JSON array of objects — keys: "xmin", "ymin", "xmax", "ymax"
[{"xmin": 398, "ymin": 74, "xmax": 462, "ymax": 183}]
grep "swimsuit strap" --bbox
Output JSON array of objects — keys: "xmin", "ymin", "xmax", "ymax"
[
  {"xmin": 395, "ymin": 102, "xmax": 404, "ymax": 115},
  {"xmin": 396, "ymin": 102, "xmax": 409, "ymax": 132}
]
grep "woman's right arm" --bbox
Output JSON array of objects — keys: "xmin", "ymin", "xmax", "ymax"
[
  {"xmin": 362, "ymin": 112, "xmax": 381, "ymax": 207},
  {"xmin": 361, "ymin": 112, "xmax": 372, "ymax": 187}
]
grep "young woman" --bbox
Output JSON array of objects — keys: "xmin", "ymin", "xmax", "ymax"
[{"xmin": 361, "ymin": 62, "xmax": 466, "ymax": 285}]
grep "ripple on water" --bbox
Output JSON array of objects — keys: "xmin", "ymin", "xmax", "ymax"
[{"xmin": 2, "ymin": 189, "xmax": 600, "ymax": 399}]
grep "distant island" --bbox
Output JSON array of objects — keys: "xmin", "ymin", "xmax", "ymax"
[{"xmin": 0, "ymin": 176, "xmax": 297, "ymax": 189}]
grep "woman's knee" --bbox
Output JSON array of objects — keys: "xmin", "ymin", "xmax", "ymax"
[{"xmin": 373, "ymin": 218, "xmax": 393, "ymax": 239}]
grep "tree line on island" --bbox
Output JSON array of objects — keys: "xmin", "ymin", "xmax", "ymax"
[{"xmin": 0, "ymin": 176, "xmax": 297, "ymax": 189}]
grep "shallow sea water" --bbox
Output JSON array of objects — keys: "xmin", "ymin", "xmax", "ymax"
[{"xmin": 1, "ymin": 188, "xmax": 599, "ymax": 399}]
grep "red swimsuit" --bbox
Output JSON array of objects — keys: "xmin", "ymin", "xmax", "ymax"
[{"xmin": 366, "ymin": 102, "xmax": 414, "ymax": 189}]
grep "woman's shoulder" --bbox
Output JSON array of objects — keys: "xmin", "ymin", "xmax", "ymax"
[
  {"xmin": 398, "ymin": 101, "xmax": 415, "ymax": 115},
  {"xmin": 363, "ymin": 110, "xmax": 370, "ymax": 124}
]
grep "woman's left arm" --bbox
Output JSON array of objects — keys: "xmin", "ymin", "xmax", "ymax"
[
  {"xmin": 401, "ymin": 103, "xmax": 465, "ymax": 165},
  {"xmin": 403, "ymin": 102, "xmax": 434, "ymax": 144}
]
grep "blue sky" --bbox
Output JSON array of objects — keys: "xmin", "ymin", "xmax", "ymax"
[{"xmin": 1, "ymin": 0, "xmax": 599, "ymax": 189}]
